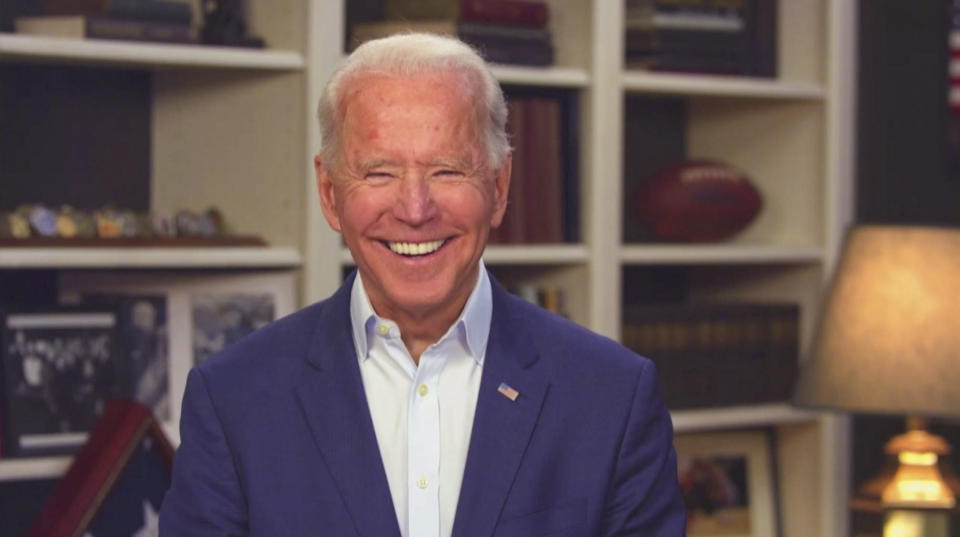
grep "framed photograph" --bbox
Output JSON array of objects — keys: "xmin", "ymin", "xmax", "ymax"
[
  {"xmin": 58, "ymin": 270, "xmax": 296, "ymax": 442},
  {"xmin": 76, "ymin": 294, "xmax": 170, "ymax": 422},
  {"xmin": 674, "ymin": 429, "xmax": 778, "ymax": 537},
  {"xmin": 192, "ymin": 292, "xmax": 275, "ymax": 365},
  {"xmin": 25, "ymin": 399, "xmax": 174, "ymax": 537},
  {"xmin": 1, "ymin": 309, "xmax": 120, "ymax": 457}
]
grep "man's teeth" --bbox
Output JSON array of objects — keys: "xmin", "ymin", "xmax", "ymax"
[{"xmin": 388, "ymin": 239, "xmax": 445, "ymax": 256}]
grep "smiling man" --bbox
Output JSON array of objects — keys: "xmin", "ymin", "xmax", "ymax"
[{"xmin": 159, "ymin": 34, "xmax": 685, "ymax": 537}]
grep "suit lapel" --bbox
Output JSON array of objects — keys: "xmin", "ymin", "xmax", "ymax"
[
  {"xmin": 451, "ymin": 282, "xmax": 549, "ymax": 537},
  {"xmin": 294, "ymin": 274, "xmax": 401, "ymax": 537}
]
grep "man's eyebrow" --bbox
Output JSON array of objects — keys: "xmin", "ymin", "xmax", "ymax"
[
  {"xmin": 419, "ymin": 157, "xmax": 480, "ymax": 170},
  {"xmin": 356, "ymin": 158, "xmax": 397, "ymax": 170}
]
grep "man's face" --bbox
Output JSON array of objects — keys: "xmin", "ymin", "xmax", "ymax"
[{"xmin": 315, "ymin": 70, "xmax": 510, "ymax": 320}]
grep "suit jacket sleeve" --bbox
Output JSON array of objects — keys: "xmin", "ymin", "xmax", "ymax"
[
  {"xmin": 599, "ymin": 360, "xmax": 686, "ymax": 536},
  {"xmin": 159, "ymin": 367, "xmax": 249, "ymax": 537}
]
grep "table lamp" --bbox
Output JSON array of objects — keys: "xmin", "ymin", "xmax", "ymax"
[{"xmin": 794, "ymin": 224, "xmax": 960, "ymax": 537}]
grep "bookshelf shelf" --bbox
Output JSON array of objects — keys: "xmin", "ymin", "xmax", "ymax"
[
  {"xmin": 483, "ymin": 244, "xmax": 590, "ymax": 264},
  {"xmin": 0, "ymin": 423, "xmax": 180, "ymax": 482},
  {"xmin": 619, "ymin": 244, "xmax": 823, "ymax": 265},
  {"xmin": 490, "ymin": 64, "xmax": 590, "ymax": 88},
  {"xmin": 621, "ymin": 71, "xmax": 825, "ymax": 100},
  {"xmin": 0, "ymin": 456, "xmax": 72, "ymax": 482},
  {"xmin": 339, "ymin": 244, "xmax": 589, "ymax": 266},
  {"xmin": 670, "ymin": 403, "xmax": 818, "ymax": 433},
  {"xmin": 0, "ymin": 247, "xmax": 302, "ymax": 269},
  {"xmin": 0, "ymin": 33, "xmax": 304, "ymax": 70}
]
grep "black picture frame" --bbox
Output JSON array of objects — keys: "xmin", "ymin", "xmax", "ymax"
[{"xmin": 1, "ymin": 308, "xmax": 120, "ymax": 457}]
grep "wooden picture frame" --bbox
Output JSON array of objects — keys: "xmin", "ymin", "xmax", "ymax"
[
  {"xmin": 674, "ymin": 429, "xmax": 778, "ymax": 537},
  {"xmin": 58, "ymin": 270, "xmax": 296, "ymax": 444},
  {"xmin": 25, "ymin": 399, "xmax": 174, "ymax": 537}
]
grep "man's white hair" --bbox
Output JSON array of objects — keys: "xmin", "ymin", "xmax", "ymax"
[{"xmin": 317, "ymin": 32, "xmax": 510, "ymax": 172}]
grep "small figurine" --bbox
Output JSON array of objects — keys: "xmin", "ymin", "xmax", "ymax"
[{"xmin": 201, "ymin": 0, "xmax": 265, "ymax": 48}]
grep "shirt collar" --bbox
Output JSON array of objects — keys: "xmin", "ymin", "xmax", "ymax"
[{"xmin": 349, "ymin": 260, "xmax": 492, "ymax": 366}]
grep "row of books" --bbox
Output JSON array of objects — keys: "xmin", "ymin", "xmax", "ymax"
[
  {"xmin": 14, "ymin": 0, "xmax": 198, "ymax": 44},
  {"xmin": 351, "ymin": 0, "xmax": 554, "ymax": 66},
  {"xmin": 489, "ymin": 92, "xmax": 579, "ymax": 244},
  {"xmin": 511, "ymin": 284, "xmax": 568, "ymax": 318},
  {"xmin": 625, "ymin": 0, "xmax": 777, "ymax": 77},
  {"xmin": 622, "ymin": 302, "xmax": 799, "ymax": 409}
]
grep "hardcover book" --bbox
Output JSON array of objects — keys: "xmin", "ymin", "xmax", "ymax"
[
  {"xmin": 622, "ymin": 302, "xmax": 799, "ymax": 409},
  {"xmin": 383, "ymin": 0, "xmax": 549, "ymax": 27},
  {"xmin": 15, "ymin": 15, "xmax": 198, "ymax": 44},
  {"xmin": 44, "ymin": 0, "xmax": 194, "ymax": 24},
  {"xmin": 350, "ymin": 20, "xmax": 554, "ymax": 66},
  {"xmin": 624, "ymin": 0, "xmax": 777, "ymax": 77}
]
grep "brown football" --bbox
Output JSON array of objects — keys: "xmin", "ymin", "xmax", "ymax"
[{"xmin": 632, "ymin": 161, "xmax": 763, "ymax": 242}]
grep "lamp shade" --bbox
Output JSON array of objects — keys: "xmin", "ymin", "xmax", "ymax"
[{"xmin": 794, "ymin": 225, "xmax": 960, "ymax": 417}]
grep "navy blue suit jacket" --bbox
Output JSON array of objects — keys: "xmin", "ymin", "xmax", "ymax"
[{"xmin": 159, "ymin": 274, "xmax": 685, "ymax": 536}]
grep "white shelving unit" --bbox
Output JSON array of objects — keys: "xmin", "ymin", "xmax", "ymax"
[
  {"xmin": 619, "ymin": 244, "xmax": 823, "ymax": 265},
  {"xmin": 1, "ymin": 1, "xmax": 857, "ymax": 535},
  {"xmin": 0, "ymin": 457, "xmax": 72, "ymax": 483},
  {"xmin": 621, "ymin": 70, "xmax": 825, "ymax": 99},
  {"xmin": 0, "ymin": 246, "xmax": 302, "ymax": 269},
  {"xmin": 0, "ymin": 33, "xmax": 304, "ymax": 70},
  {"xmin": 671, "ymin": 403, "xmax": 819, "ymax": 433},
  {"xmin": 489, "ymin": 64, "xmax": 589, "ymax": 87}
]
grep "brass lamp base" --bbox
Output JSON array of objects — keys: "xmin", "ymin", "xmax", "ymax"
[
  {"xmin": 852, "ymin": 418, "xmax": 960, "ymax": 537},
  {"xmin": 883, "ymin": 511, "xmax": 948, "ymax": 537}
]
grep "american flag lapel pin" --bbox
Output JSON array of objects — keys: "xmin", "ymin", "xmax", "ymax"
[{"xmin": 497, "ymin": 382, "xmax": 520, "ymax": 402}]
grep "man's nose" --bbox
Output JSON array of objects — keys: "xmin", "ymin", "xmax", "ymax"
[{"xmin": 393, "ymin": 174, "xmax": 437, "ymax": 225}]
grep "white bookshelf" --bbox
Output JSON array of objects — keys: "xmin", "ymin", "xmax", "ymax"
[
  {"xmin": 489, "ymin": 64, "xmax": 589, "ymax": 88},
  {"xmin": 0, "ymin": 423, "xmax": 180, "ymax": 482},
  {"xmin": 619, "ymin": 244, "xmax": 823, "ymax": 265},
  {"xmin": 0, "ymin": 247, "xmax": 302, "ymax": 269},
  {"xmin": 0, "ymin": 33, "xmax": 304, "ymax": 70},
  {"xmin": 621, "ymin": 71, "xmax": 825, "ymax": 99},
  {"xmin": 0, "ymin": 457, "xmax": 72, "ymax": 483},
  {"xmin": 1, "ymin": 1, "xmax": 857, "ymax": 535},
  {"xmin": 671, "ymin": 403, "xmax": 818, "ymax": 433}
]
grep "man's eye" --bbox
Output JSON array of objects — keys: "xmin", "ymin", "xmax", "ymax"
[
  {"xmin": 365, "ymin": 172, "xmax": 392, "ymax": 180},
  {"xmin": 436, "ymin": 170, "xmax": 463, "ymax": 178}
]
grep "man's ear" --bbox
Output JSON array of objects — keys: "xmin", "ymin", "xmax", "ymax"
[
  {"xmin": 490, "ymin": 152, "xmax": 512, "ymax": 228},
  {"xmin": 315, "ymin": 154, "xmax": 342, "ymax": 232}
]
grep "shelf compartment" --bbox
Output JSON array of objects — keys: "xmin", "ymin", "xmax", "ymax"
[
  {"xmin": 0, "ymin": 247, "xmax": 302, "ymax": 269},
  {"xmin": 619, "ymin": 244, "xmax": 823, "ymax": 265},
  {"xmin": 0, "ymin": 34, "xmax": 304, "ymax": 70},
  {"xmin": 622, "ymin": 71, "xmax": 824, "ymax": 100},
  {"xmin": 670, "ymin": 403, "xmax": 818, "ymax": 433},
  {"xmin": 339, "ymin": 244, "xmax": 589, "ymax": 266}
]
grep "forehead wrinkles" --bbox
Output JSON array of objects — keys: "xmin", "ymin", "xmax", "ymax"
[{"xmin": 339, "ymin": 72, "xmax": 486, "ymax": 167}]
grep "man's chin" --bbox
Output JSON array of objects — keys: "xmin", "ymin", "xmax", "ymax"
[{"xmin": 383, "ymin": 287, "xmax": 457, "ymax": 317}]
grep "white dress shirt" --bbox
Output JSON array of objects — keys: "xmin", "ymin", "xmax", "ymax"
[{"xmin": 350, "ymin": 262, "xmax": 491, "ymax": 537}]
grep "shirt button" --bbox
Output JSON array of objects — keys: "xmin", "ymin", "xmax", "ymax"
[
  {"xmin": 417, "ymin": 384, "xmax": 429, "ymax": 397},
  {"xmin": 377, "ymin": 324, "xmax": 389, "ymax": 336},
  {"xmin": 416, "ymin": 476, "xmax": 429, "ymax": 489}
]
